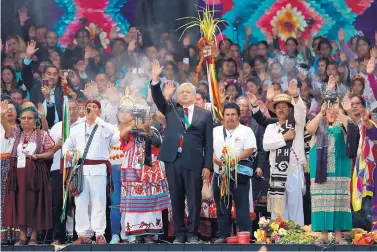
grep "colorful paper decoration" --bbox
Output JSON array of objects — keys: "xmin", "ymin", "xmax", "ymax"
[{"xmin": 53, "ymin": 0, "xmax": 130, "ymax": 51}]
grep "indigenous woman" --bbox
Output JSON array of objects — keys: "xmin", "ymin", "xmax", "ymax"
[
  {"xmin": 120, "ymin": 106, "xmax": 170, "ymax": 243},
  {"xmin": 0, "ymin": 99, "xmax": 18, "ymax": 244},
  {"xmin": 306, "ymin": 87, "xmax": 356, "ymax": 244},
  {"xmin": 1, "ymin": 101, "xmax": 55, "ymax": 245}
]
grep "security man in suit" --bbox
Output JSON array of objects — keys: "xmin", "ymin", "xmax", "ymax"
[{"xmin": 150, "ymin": 59, "xmax": 213, "ymax": 244}]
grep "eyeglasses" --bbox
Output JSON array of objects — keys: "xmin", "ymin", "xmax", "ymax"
[
  {"xmin": 69, "ymin": 107, "xmax": 79, "ymax": 111},
  {"xmin": 20, "ymin": 116, "xmax": 35, "ymax": 121},
  {"xmin": 7, "ymin": 108, "xmax": 16, "ymax": 112}
]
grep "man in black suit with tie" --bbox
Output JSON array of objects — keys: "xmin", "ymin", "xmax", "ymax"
[{"xmin": 150, "ymin": 59, "xmax": 213, "ymax": 244}]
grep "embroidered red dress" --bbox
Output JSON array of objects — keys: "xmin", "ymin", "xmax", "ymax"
[{"xmin": 3, "ymin": 128, "xmax": 55, "ymax": 230}]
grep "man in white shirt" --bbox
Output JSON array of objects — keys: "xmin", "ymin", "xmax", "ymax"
[
  {"xmin": 50, "ymin": 99, "xmax": 82, "ymax": 245},
  {"xmin": 263, "ymin": 80, "xmax": 307, "ymax": 226},
  {"xmin": 212, "ymin": 102, "xmax": 256, "ymax": 243},
  {"xmin": 63, "ymin": 99, "xmax": 119, "ymax": 244}
]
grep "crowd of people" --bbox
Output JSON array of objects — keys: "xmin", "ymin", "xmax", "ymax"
[{"xmin": 1, "ymin": 7, "xmax": 377, "ymax": 246}]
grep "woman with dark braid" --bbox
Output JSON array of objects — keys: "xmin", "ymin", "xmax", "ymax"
[{"xmin": 1, "ymin": 101, "xmax": 55, "ymax": 246}]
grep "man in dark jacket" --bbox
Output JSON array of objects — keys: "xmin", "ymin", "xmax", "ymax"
[
  {"xmin": 150, "ymin": 59, "xmax": 213, "ymax": 244},
  {"xmin": 22, "ymin": 40, "xmax": 63, "ymax": 127}
]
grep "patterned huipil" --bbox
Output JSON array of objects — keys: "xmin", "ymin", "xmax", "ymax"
[{"xmin": 120, "ymin": 128, "xmax": 170, "ymax": 236}]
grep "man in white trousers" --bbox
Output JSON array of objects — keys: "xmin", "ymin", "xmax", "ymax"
[
  {"xmin": 263, "ymin": 80, "xmax": 306, "ymax": 226},
  {"xmin": 63, "ymin": 99, "xmax": 119, "ymax": 244}
]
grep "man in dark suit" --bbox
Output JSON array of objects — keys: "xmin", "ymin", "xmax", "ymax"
[{"xmin": 150, "ymin": 59, "xmax": 213, "ymax": 244}]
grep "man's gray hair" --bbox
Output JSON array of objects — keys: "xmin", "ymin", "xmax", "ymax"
[
  {"xmin": 178, "ymin": 82, "xmax": 196, "ymax": 94},
  {"xmin": 236, "ymin": 96, "xmax": 251, "ymax": 109}
]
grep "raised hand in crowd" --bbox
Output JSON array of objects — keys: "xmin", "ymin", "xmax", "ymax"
[
  {"xmin": 287, "ymin": 79, "xmax": 298, "ymax": 97},
  {"xmin": 18, "ymin": 8, "xmax": 30, "ymax": 26},
  {"xmin": 151, "ymin": 59, "xmax": 164, "ymax": 82},
  {"xmin": 105, "ymin": 84, "xmax": 119, "ymax": 104},
  {"xmin": 0, "ymin": 100, "xmax": 8, "ymax": 116},
  {"xmin": 81, "ymin": 81, "xmax": 99, "ymax": 99},
  {"xmin": 163, "ymin": 81, "xmax": 176, "ymax": 101},
  {"xmin": 266, "ymin": 85, "xmax": 275, "ymax": 101},
  {"xmin": 367, "ymin": 55, "xmax": 376, "ymax": 74},
  {"xmin": 25, "ymin": 40, "xmax": 39, "ymax": 60},
  {"xmin": 370, "ymin": 47, "xmax": 377, "ymax": 60},
  {"xmin": 246, "ymin": 91, "xmax": 258, "ymax": 107},
  {"xmin": 342, "ymin": 93, "xmax": 351, "ymax": 113}
]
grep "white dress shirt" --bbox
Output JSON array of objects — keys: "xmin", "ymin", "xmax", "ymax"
[
  {"xmin": 213, "ymin": 124, "xmax": 257, "ymax": 173},
  {"xmin": 183, "ymin": 104, "xmax": 194, "ymax": 124},
  {"xmin": 62, "ymin": 117, "xmax": 119, "ymax": 175},
  {"xmin": 50, "ymin": 118, "xmax": 82, "ymax": 171}
]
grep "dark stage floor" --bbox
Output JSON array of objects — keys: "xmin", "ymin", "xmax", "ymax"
[{"xmin": 2, "ymin": 244, "xmax": 377, "ymax": 251}]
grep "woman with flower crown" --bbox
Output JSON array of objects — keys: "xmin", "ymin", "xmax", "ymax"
[{"xmin": 1, "ymin": 101, "xmax": 55, "ymax": 246}]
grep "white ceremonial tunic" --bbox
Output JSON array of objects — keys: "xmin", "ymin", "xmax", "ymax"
[
  {"xmin": 263, "ymin": 97, "xmax": 307, "ymax": 226},
  {"xmin": 62, "ymin": 116, "xmax": 119, "ymax": 237}
]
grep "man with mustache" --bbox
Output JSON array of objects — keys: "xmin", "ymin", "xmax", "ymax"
[
  {"xmin": 263, "ymin": 80, "xmax": 307, "ymax": 226},
  {"xmin": 212, "ymin": 102, "xmax": 256, "ymax": 243}
]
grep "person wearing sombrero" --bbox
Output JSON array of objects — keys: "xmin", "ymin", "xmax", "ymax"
[
  {"xmin": 263, "ymin": 80, "xmax": 307, "ymax": 226},
  {"xmin": 62, "ymin": 99, "xmax": 119, "ymax": 244}
]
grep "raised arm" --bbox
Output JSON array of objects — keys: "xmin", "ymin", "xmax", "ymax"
[
  {"xmin": 150, "ymin": 59, "xmax": 170, "ymax": 115},
  {"xmin": 288, "ymin": 79, "xmax": 306, "ymax": 126},
  {"xmin": 22, "ymin": 40, "xmax": 39, "ymax": 91},
  {"xmin": 306, "ymin": 104, "xmax": 326, "ymax": 135},
  {"xmin": 0, "ymin": 100, "xmax": 12, "ymax": 138}
]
